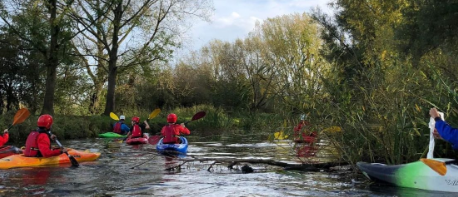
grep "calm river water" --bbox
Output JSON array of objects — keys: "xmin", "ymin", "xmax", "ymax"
[{"xmin": 0, "ymin": 134, "xmax": 456, "ymax": 196}]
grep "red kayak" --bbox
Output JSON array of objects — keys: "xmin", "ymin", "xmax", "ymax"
[
  {"xmin": 126, "ymin": 135, "xmax": 148, "ymax": 145},
  {"xmin": 0, "ymin": 146, "xmax": 22, "ymax": 159},
  {"xmin": 294, "ymin": 131, "xmax": 318, "ymax": 143}
]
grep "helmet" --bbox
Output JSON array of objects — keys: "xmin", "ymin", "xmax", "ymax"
[
  {"xmin": 37, "ymin": 114, "xmax": 53, "ymax": 129},
  {"xmin": 131, "ymin": 116, "xmax": 140, "ymax": 123},
  {"xmin": 120, "ymin": 115, "xmax": 125, "ymax": 120},
  {"xmin": 167, "ymin": 113, "xmax": 177, "ymax": 123}
]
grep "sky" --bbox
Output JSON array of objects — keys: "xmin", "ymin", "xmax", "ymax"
[{"xmin": 181, "ymin": 0, "xmax": 334, "ymax": 53}]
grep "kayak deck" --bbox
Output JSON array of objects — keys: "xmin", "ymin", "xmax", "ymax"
[
  {"xmin": 156, "ymin": 136, "xmax": 188, "ymax": 154},
  {"xmin": 357, "ymin": 158, "xmax": 458, "ymax": 192},
  {"xmin": 98, "ymin": 132, "xmax": 127, "ymax": 138},
  {"xmin": 0, "ymin": 148, "xmax": 101, "ymax": 169}
]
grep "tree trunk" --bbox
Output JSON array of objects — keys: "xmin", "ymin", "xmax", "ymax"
[
  {"xmin": 103, "ymin": 2, "xmax": 122, "ymax": 116},
  {"xmin": 41, "ymin": 0, "xmax": 59, "ymax": 115}
]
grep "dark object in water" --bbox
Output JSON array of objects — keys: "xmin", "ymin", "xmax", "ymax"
[{"xmin": 241, "ymin": 164, "xmax": 253, "ymax": 173}]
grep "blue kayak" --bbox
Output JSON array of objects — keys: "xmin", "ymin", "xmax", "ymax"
[{"xmin": 156, "ymin": 136, "xmax": 188, "ymax": 154}]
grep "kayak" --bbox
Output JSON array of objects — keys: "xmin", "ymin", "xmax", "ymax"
[
  {"xmin": 0, "ymin": 148, "xmax": 101, "ymax": 169},
  {"xmin": 294, "ymin": 136, "xmax": 316, "ymax": 143},
  {"xmin": 0, "ymin": 146, "xmax": 22, "ymax": 159},
  {"xmin": 98, "ymin": 132, "xmax": 127, "ymax": 138},
  {"xmin": 126, "ymin": 136, "xmax": 148, "ymax": 145},
  {"xmin": 294, "ymin": 131, "xmax": 317, "ymax": 143},
  {"xmin": 156, "ymin": 136, "xmax": 188, "ymax": 154},
  {"xmin": 357, "ymin": 158, "xmax": 458, "ymax": 192}
]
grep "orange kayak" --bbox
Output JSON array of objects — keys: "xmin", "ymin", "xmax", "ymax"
[{"xmin": 0, "ymin": 148, "xmax": 101, "ymax": 169}]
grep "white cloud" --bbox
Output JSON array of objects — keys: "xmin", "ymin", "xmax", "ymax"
[{"xmin": 181, "ymin": 0, "xmax": 333, "ymax": 52}]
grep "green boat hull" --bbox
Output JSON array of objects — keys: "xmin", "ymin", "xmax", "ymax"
[
  {"xmin": 357, "ymin": 158, "xmax": 458, "ymax": 192},
  {"xmin": 98, "ymin": 132, "xmax": 127, "ymax": 138}
]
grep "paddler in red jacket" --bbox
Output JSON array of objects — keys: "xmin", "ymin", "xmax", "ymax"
[
  {"xmin": 0, "ymin": 129, "xmax": 9, "ymax": 147},
  {"xmin": 23, "ymin": 114, "xmax": 67, "ymax": 158},
  {"xmin": 161, "ymin": 113, "xmax": 190, "ymax": 144},
  {"xmin": 125, "ymin": 116, "xmax": 150, "ymax": 139}
]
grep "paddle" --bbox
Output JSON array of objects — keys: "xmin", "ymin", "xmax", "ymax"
[
  {"xmin": 49, "ymin": 131, "xmax": 79, "ymax": 167},
  {"xmin": 149, "ymin": 111, "xmax": 206, "ymax": 145},
  {"xmin": 184, "ymin": 111, "xmax": 206, "ymax": 125},
  {"xmin": 110, "ymin": 112, "xmax": 120, "ymax": 121},
  {"xmin": 420, "ymin": 158, "xmax": 455, "ymax": 176},
  {"xmin": 423, "ymin": 109, "xmax": 445, "ymax": 175},
  {"xmin": 7, "ymin": 108, "xmax": 31, "ymax": 130},
  {"xmin": 123, "ymin": 108, "xmax": 161, "ymax": 142}
]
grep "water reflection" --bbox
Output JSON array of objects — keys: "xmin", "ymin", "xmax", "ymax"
[{"xmin": 0, "ymin": 136, "xmax": 450, "ymax": 196}]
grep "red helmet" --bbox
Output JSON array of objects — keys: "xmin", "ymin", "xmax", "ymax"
[
  {"xmin": 37, "ymin": 114, "xmax": 53, "ymax": 129},
  {"xmin": 131, "ymin": 116, "xmax": 140, "ymax": 123},
  {"xmin": 167, "ymin": 113, "xmax": 177, "ymax": 123}
]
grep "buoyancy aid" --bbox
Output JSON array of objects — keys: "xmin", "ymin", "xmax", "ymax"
[
  {"xmin": 24, "ymin": 129, "xmax": 49, "ymax": 157},
  {"xmin": 113, "ymin": 122, "xmax": 123, "ymax": 134},
  {"xmin": 131, "ymin": 124, "xmax": 142, "ymax": 138},
  {"xmin": 162, "ymin": 125, "xmax": 177, "ymax": 144}
]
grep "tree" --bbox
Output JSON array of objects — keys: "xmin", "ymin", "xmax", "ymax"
[
  {"xmin": 69, "ymin": 0, "xmax": 213, "ymax": 115},
  {"xmin": 0, "ymin": 0, "xmax": 76, "ymax": 115}
]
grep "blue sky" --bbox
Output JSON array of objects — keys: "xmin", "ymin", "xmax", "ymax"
[{"xmin": 182, "ymin": 0, "xmax": 333, "ymax": 52}]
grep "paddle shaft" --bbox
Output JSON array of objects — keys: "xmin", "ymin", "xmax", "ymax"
[{"xmin": 49, "ymin": 131, "xmax": 79, "ymax": 167}]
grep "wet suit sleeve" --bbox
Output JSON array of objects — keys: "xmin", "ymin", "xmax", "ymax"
[
  {"xmin": 37, "ymin": 134, "xmax": 62, "ymax": 157},
  {"xmin": 178, "ymin": 126, "xmax": 190, "ymax": 135},
  {"xmin": 435, "ymin": 118, "xmax": 458, "ymax": 150},
  {"xmin": 121, "ymin": 124, "xmax": 130, "ymax": 133},
  {"xmin": 0, "ymin": 133, "xmax": 8, "ymax": 146}
]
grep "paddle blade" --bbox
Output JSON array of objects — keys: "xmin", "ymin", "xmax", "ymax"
[
  {"xmin": 67, "ymin": 153, "xmax": 79, "ymax": 167},
  {"xmin": 274, "ymin": 131, "xmax": 288, "ymax": 140},
  {"xmin": 110, "ymin": 112, "xmax": 119, "ymax": 121},
  {"xmin": 12, "ymin": 108, "xmax": 30, "ymax": 126},
  {"xmin": 148, "ymin": 135, "xmax": 161, "ymax": 145},
  {"xmin": 149, "ymin": 108, "xmax": 161, "ymax": 120},
  {"xmin": 420, "ymin": 158, "xmax": 447, "ymax": 176},
  {"xmin": 191, "ymin": 111, "xmax": 206, "ymax": 121}
]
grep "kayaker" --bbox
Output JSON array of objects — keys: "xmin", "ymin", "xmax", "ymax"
[
  {"xmin": 161, "ymin": 113, "xmax": 190, "ymax": 144},
  {"xmin": 430, "ymin": 107, "xmax": 458, "ymax": 149},
  {"xmin": 0, "ymin": 129, "xmax": 9, "ymax": 147},
  {"xmin": 113, "ymin": 115, "xmax": 130, "ymax": 135},
  {"xmin": 293, "ymin": 114, "xmax": 316, "ymax": 141},
  {"xmin": 23, "ymin": 114, "xmax": 68, "ymax": 158},
  {"xmin": 125, "ymin": 116, "xmax": 150, "ymax": 139}
]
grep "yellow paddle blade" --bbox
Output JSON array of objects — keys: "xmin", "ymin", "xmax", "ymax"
[
  {"xmin": 12, "ymin": 108, "xmax": 30, "ymax": 126},
  {"xmin": 274, "ymin": 131, "xmax": 288, "ymax": 140},
  {"xmin": 323, "ymin": 126, "xmax": 342, "ymax": 133},
  {"xmin": 420, "ymin": 158, "xmax": 447, "ymax": 176},
  {"xmin": 110, "ymin": 112, "xmax": 119, "ymax": 121},
  {"xmin": 148, "ymin": 108, "xmax": 161, "ymax": 120}
]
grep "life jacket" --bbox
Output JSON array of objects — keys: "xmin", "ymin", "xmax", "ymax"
[
  {"xmin": 131, "ymin": 124, "xmax": 142, "ymax": 138},
  {"xmin": 24, "ymin": 129, "xmax": 49, "ymax": 157},
  {"xmin": 162, "ymin": 125, "xmax": 178, "ymax": 144},
  {"xmin": 113, "ymin": 122, "xmax": 123, "ymax": 134}
]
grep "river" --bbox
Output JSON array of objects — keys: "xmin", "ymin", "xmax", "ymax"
[{"xmin": 0, "ymin": 134, "xmax": 456, "ymax": 196}]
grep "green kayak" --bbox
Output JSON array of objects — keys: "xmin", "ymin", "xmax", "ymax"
[
  {"xmin": 357, "ymin": 158, "xmax": 458, "ymax": 192},
  {"xmin": 98, "ymin": 132, "xmax": 127, "ymax": 138}
]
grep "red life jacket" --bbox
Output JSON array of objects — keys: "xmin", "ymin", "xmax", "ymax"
[
  {"xmin": 113, "ymin": 122, "xmax": 122, "ymax": 134},
  {"xmin": 131, "ymin": 124, "xmax": 142, "ymax": 138},
  {"xmin": 162, "ymin": 125, "xmax": 177, "ymax": 144},
  {"xmin": 24, "ymin": 131, "xmax": 41, "ymax": 157}
]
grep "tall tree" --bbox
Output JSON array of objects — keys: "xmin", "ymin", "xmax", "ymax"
[
  {"xmin": 0, "ymin": 0, "xmax": 75, "ymax": 115},
  {"xmin": 69, "ymin": 0, "xmax": 213, "ymax": 115}
]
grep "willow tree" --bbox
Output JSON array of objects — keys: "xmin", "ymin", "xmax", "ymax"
[
  {"xmin": 69, "ymin": 0, "xmax": 213, "ymax": 115},
  {"xmin": 256, "ymin": 13, "xmax": 324, "ymax": 113}
]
